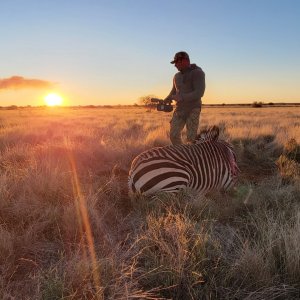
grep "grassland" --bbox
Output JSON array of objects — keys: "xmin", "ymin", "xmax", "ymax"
[{"xmin": 0, "ymin": 106, "xmax": 299, "ymax": 299}]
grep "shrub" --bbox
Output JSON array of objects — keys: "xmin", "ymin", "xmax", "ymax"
[{"xmin": 252, "ymin": 101, "xmax": 263, "ymax": 108}]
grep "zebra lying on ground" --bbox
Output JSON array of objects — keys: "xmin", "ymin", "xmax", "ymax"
[{"xmin": 128, "ymin": 126, "xmax": 239, "ymax": 196}]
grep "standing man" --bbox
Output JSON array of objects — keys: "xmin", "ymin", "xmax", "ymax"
[{"xmin": 164, "ymin": 51, "xmax": 205, "ymax": 144}]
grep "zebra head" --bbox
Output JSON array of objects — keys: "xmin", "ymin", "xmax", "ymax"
[{"xmin": 194, "ymin": 125, "xmax": 220, "ymax": 144}]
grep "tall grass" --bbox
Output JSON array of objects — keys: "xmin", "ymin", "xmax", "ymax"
[{"xmin": 0, "ymin": 106, "xmax": 299, "ymax": 299}]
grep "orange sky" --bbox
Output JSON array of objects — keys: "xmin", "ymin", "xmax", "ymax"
[{"xmin": 1, "ymin": 1, "xmax": 299, "ymax": 106}]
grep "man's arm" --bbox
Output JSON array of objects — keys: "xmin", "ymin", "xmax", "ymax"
[
  {"xmin": 181, "ymin": 69, "xmax": 205, "ymax": 102},
  {"xmin": 164, "ymin": 82, "xmax": 176, "ymax": 103}
]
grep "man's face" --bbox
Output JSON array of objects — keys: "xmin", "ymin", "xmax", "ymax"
[{"xmin": 174, "ymin": 58, "xmax": 190, "ymax": 71}]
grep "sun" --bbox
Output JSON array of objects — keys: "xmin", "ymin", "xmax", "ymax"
[{"xmin": 44, "ymin": 93, "xmax": 63, "ymax": 106}]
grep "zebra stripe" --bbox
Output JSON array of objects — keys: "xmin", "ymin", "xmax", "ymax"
[{"xmin": 128, "ymin": 126, "xmax": 238, "ymax": 196}]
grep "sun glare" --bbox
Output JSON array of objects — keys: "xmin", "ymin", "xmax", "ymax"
[{"xmin": 44, "ymin": 93, "xmax": 63, "ymax": 106}]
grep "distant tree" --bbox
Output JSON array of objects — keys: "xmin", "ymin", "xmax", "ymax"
[
  {"xmin": 268, "ymin": 102, "xmax": 274, "ymax": 106},
  {"xmin": 138, "ymin": 94, "xmax": 157, "ymax": 106},
  {"xmin": 252, "ymin": 101, "xmax": 263, "ymax": 108},
  {"xmin": 138, "ymin": 94, "xmax": 157, "ymax": 111},
  {"xmin": 7, "ymin": 105, "xmax": 18, "ymax": 110}
]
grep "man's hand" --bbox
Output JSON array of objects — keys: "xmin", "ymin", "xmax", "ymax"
[{"xmin": 170, "ymin": 94, "xmax": 183, "ymax": 102}]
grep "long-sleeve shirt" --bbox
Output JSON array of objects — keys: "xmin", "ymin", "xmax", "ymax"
[{"xmin": 165, "ymin": 64, "xmax": 205, "ymax": 112}]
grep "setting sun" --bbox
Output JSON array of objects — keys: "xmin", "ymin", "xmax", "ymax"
[{"xmin": 44, "ymin": 93, "xmax": 63, "ymax": 106}]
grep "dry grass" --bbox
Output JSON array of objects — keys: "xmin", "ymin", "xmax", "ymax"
[{"xmin": 0, "ymin": 106, "xmax": 299, "ymax": 299}]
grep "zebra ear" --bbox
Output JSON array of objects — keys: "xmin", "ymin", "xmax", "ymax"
[
  {"xmin": 193, "ymin": 134, "xmax": 202, "ymax": 144},
  {"xmin": 210, "ymin": 126, "xmax": 220, "ymax": 141},
  {"xmin": 198, "ymin": 126, "xmax": 208, "ymax": 137},
  {"xmin": 195, "ymin": 126, "xmax": 220, "ymax": 143}
]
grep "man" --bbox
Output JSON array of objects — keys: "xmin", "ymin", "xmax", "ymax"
[{"xmin": 164, "ymin": 51, "xmax": 205, "ymax": 145}]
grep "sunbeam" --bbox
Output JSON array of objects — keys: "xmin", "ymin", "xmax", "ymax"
[{"xmin": 65, "ymin": 138, "xmax": 102, "ymax": 297}]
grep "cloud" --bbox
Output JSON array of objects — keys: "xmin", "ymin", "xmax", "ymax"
[{"xmin": 0, "ymin": 76, "xmax": 54, "ymax": 90}]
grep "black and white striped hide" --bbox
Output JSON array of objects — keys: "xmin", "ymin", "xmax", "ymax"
[{"xmin": 128, "ymin": 126, "xmax": 238, "ymax": 196}]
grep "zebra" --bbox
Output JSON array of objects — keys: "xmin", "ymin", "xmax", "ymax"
[{"xmin": 128, "ymin": 126, "xmax": 239, "ymax": 196}]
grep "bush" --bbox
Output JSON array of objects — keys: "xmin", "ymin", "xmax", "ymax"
[{"xmin": 252, "ymin": 101, "xmax": 263, "ymax": 108}]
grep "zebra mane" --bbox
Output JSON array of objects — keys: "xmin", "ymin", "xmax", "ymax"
[{"xmin": 194, "ymin": 125, "xmax": 220, "ymax": 144}]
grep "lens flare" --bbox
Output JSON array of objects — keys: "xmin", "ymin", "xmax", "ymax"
[{"xmin": 65, "ymin": 139, "xmax": 102, "ymax": 296}]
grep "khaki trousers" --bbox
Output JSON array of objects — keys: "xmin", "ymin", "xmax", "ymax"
[{"xmin": 170, "ymin": 108, "xmax": 201, "ymax": 145}]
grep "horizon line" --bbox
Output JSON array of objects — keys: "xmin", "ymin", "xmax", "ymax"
[{"xmin": 1, "ymin": 102, "xmax": 300, "ymax": 109}]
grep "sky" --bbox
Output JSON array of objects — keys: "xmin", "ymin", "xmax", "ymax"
[{"xmin": 0, "ymin": 0, "xmax": 300, "ymax": 106}]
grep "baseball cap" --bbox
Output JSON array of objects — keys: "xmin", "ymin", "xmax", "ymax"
[{"xmin": 170, "ymin": 51, "xmax": 190, "ymax": 64}]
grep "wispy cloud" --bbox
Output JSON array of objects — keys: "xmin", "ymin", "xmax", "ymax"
[{"xmin": 0, "ymin": 76, "xmax": 54, "ymax": 90}]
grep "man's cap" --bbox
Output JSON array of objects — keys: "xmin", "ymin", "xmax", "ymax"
[{"xmin": 170, "ymin": 51, "xmax": 190, "ymax": 64}]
